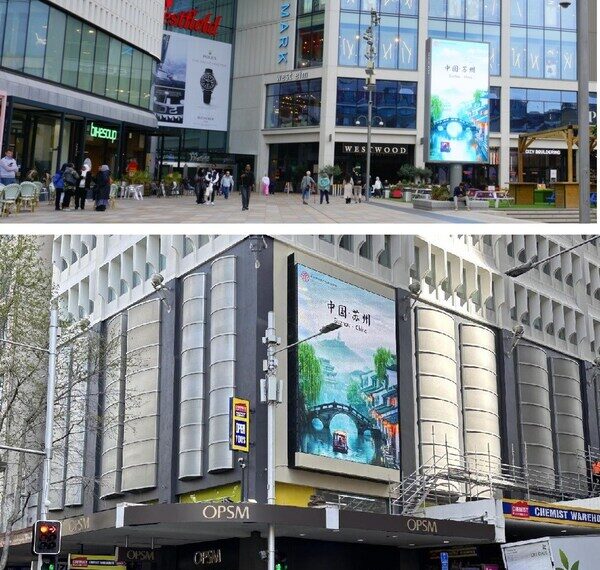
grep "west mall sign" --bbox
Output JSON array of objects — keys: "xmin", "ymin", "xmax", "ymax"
[{"xmin": 164, "ymin": 0, "xmax": 221, "ymax": 37}]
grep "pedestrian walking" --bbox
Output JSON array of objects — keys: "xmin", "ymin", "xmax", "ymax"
[
  {"xmin": 75, "ymin": 159, "xmax": 92, "ymax": 210},
  {"xmin": 0, "ymin": 149, "xmax": 18, "ymax": 185},
  {"xmin": 261, "ymin": 174, "xmax": 270, "ymax": 196},
  {"xmin": 343, "ymin": 174, "xmax": 353, "ymax": 204},
  {"xmin": 453, "ymin": 182, "xmax": 471, "ymax": 210},
  {"xmin": 300, "ymin": 170, "xmax": 315, "ymax": 205},
  {"xmin": 62, "ymin": 163, "xmax": 79, "ymax": 209},
  {"xmin": 318, "ymin": 171, "xmax": 331, "ymax": 204},
  {"xmin": 373, "ymin": 176, "xmax": 383, "ymax": 198},
  {"xmin": 52, "ymin": 164, "xmax": 67, "ymax": 211},
  {"xmin": 94, "ymin": 165, "xmax": 111, "ymax": 211},
  {"xmin": 240, "ymin": 164, "xmax": 255, "ymax": 211},
  {"xmin": 194, "ymin": 168, "xmax": 206, "ymax": 204},
  {"xmin": 353, "ymin": 173, "xmax": 362, "ymax": 203},
  {"xmin": 205, "ymin": 167, "xmax": 219, "ymax": 205},
  {"xmin": 220, "ymin": 170, "xmax": 234, "ymax": 199}
]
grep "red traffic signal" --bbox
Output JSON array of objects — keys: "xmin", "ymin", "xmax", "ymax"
[{"xmin": 32, "ymin": 520, "xmax": 61, "ymax": 555}]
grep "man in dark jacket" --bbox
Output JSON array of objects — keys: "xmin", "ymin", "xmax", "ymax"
[
  {"xmin": 62, "ymin": 163, "xmax": 80, "ymax": 210},
  {"xmin": 240, "ymin": 164, "xmax": 255, "ymax": 211}
]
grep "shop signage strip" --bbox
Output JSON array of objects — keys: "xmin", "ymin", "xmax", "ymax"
[
  {"xmin": 339, "ymin": 143, "xmax": 409, "ymax": 155},
  {"xmin": 230, "ymin": 397, "xmax": 250, "ymax": 452},
  {"xmin": 164, "ymin": 0, "xmax": 221, "ymax": 37},
  {"xmin": 503, "ymin": 499, "xmax": 600, "ymax": 528}
]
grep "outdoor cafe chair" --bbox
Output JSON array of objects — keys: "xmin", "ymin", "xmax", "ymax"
[
  {"xmin": 1, "ymin": 183, "xmax": 21, "ymax": 216},
  {"xmin": 19, "ymin": 182, "xmax": 37, "ymax": 212}
]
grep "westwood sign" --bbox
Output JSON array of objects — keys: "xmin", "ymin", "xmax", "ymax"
[{"xmin": 164, "ymin": 0, "xmax": 221, "ymax": 37}]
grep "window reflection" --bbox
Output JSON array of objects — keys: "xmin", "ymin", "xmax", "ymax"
[
  {"xmin": 510, "ymin": 88, "xmax": 582, "ymax": 132},
  {"xmin": 265, "ymin": 79, "xmax": 322, "ymax": 128}
]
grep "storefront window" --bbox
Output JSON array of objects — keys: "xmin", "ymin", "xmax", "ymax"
[
  {"xmin": 336, "ymin": 78, "xmax": 417, "ymax": 129},
  {"xmin": 428, "ymin": 0, "xmax": 500, "ymax": 75},
  {"xmin": 510, "ymin": 0, "xmax": 577, "ymax": 79},
  {"xmin": 0, "ymin": 0, "xmax": 156, "ymax": 109},
  {"xmin": 265, "ymin": 79, "xmax": 322, "ymax": 128},
  {"xmin": 509, "ymin": 88, "xmax": 583, "ymax": 132},
  {"xmin": 296, "ymin": 0, "xmax": 325, "ymax": 68},
  {"xmin": 489, "ymin": 86, "xmax": 500, "ymax": 132},
  {"xmin": 340, "ymin": 1, "xmax": 419, "ymax": 70}
]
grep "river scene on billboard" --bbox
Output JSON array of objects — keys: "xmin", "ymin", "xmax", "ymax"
[
  {"xmin": 427, "ymin": 39, "xmax": 490, "ymax": 163},
  {"xmin": 295, "ymin": 264, "xmax": 399, "ymax": 470}
]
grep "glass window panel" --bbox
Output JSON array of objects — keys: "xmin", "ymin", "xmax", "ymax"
[
  {"xmin": 378, "ymin": 16, "xmax": 399, "ymax": 68},
  {"xmin": 105, "ymin": 37, "xmax": 121, "ymax": 99},
  {"xmin": 44, "ymin": 7, "xmax": 66, "ymax": 82},
  {"xmin": 484, "ymin": 24, "xmax": 500, "ymax": 75},
  {"xmin": 118, "ymin": 45, "xmax": 133, "ymax": 102},
  {"xmin": 129, "ymin": 49, "xmax": 143, "ymax": 106},
  {"xmin": 267, "ymin": 84, "xmax": 279, "ymax": 96},
  {"xmin": 77, "ymin": 24, "xmax": 96, "ymax": 92},
  {"xmin": 465, "ymin": 0, "xmax": 482, "ymax": 20},
  {"xmin": 362, "ymin": 0, "xmax": 379, "ymax": 11},
  {"xmin": 398, "ymin": 17, "xmax": 417, "ymax": 69},
  {"xmin": 510, "ymin": 26, "xmax": 527, "ymax": 76},
  {"xmin": 24, "ymin": 0, "xmax": 48, "ymax": 76},
  {"xmin": 511, "ymin": 0, "xmax": 526, "ymax": 25},
  {"xmin": 447, "ymin": 20, "xmax": 464, "ymax": 39},
  {"xmin": 401, "ymin": 0, "xmax": 418, "ymax": 16},
  {"xmin": 527, "ymin": 28, "xmax": 544, "ymax": 78},
  {"xmin": 140, "ymin": 55, "xmax": 154, "ymax": 109},
  {"xmin": 544, "ymin": 29, "xmax": 560, "ymax": 79},
  {"xmin": 465, "ymin": 22, "xmax": 482, "ymax": 42},
  {"xmin": 447, "ymin": 0, "xmax": 464, "ymax": 19},
  {"xmin": 341, "ymin": 0, "xmax": 360, "ymax": 8},
  {"xmin": 489, "ymin": 86, "xmax": 501, "ymax": 131},
  {"xmin": 560, "ymin": 0, "xmax": 576, "ymax": 29},
  {"xmin": 561, "ymin": 31, "xmax": 576, "ymax": 80},
  {"xmin": 562, "ymin": 90, "xmax": 576, "ymax": 103},
  {"xmin": 380, "ymin": 0, "xmax": 400, "ymax": 13},
  {"xmin": 61, "ymin": 16, "xmax": 82, "ymax": 87},
  {"xmin": 527, "ymin": 0, "xmax": 543, "ymax": 25},
  {"xmin": 339, "ymin": 12, "xmax": 360, "ymax": 66},
  {"xmin": 0, "ymin": 1, "xmax": 7, "ymax": 54},
  {"xmin": 428, "ymin": 19, "xmax": 446, "ymax": 38},
  {"xmin": 92, "ymin": 31, "xmax": 109, "ymax": 97},
  {"xmin": 429, "ymin": 0, "xmax": 447, "ymax": 17},
  {"xmin": 2, "ymin": 0, "xmax": 30, "ymax": 71},
  {"xmin": 544, "ymin": 0, "xmax": 561, "ymax": 27},
  {"xmin": 483, "ymin": 0, "xmax": 500, "ymax": 21}
]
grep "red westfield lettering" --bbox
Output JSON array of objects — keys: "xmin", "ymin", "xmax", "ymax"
[{"xmin": 164, "ymin": 0, "xmax": 221, "ymax": 37}]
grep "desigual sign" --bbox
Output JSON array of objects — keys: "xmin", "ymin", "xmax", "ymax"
[{"xmin": 341, "ymin": 143, "xmax": 408, "ymax": 155}]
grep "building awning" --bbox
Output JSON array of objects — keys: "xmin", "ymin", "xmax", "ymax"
[{"xmin": 3, "ymin": 503, "xmax": 497, "ymax": 565}]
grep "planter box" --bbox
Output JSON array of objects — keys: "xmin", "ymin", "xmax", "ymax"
[{"xmin": 412, "ymin": 199, "xmax": 489, "ymax": 210}]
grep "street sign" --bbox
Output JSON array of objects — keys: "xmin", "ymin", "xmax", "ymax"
[
  {"xmin": 440, "ymin": 551, "xmax": 449, "ymax": 570},
  {"xmin": 230, "ymin": 397, "xmax": 250, "ymax": 452}
]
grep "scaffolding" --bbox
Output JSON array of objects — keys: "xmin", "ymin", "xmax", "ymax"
[{"xmin": 389, "ymin": 437, "xmax": 600, "ymax": 516}]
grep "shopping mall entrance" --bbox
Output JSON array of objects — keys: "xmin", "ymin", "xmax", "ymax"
[{"xmin": 268, "ymin": 142, "xmax": 319, "ymax": 192}]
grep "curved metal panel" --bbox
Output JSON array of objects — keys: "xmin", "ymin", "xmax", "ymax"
[
  {"xmin": 516, "ymin": 344, "xmax": 555, "ymax": 487},
  {"xmin": 179, "ymin": 272, "xmax": 207, "ymax": 479},
  {"xmin": 416, "ymin": 307, "xmax": 460, "ymax": 467},
  {"xmin": 121, "ymin": 299, "xmax": 160, "ymax": 492},
  {"xmin": 551, "ymin": 356, "xmax": 586, "ymax": 478},
  {"xmin": 208, "ymin": 256, "xmax": 237, "ymax": 473},
  {"xmin": 460, "ymin": 323, "xmax": 501, "ymax": 496}
]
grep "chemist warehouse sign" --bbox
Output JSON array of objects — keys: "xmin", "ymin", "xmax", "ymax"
[{"xmin": 503, "ymin": 499, "xmax": 600, "ymax": 528}]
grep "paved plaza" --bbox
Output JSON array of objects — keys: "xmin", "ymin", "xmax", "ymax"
[{"xmin": 1, "ymin": 191, "xmax": 536, "ymax": 224}]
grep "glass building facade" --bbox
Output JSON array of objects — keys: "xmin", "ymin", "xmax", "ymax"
[
  {"xmin": 339, "ymin": 0, "xmax": 419, "ymax": 69},
  {"xmin": 510, "ymin": 0, "xmax": 577, "ymax": 79},
  {"xmin": 265, "ymin": 80, "xmax": 322, "ymax": 128},
  {"xmin": 510, "ymin": 88, "xmax": 578, "ymax": 132},
  {"xmin": 296, "ymin": 0, "xmax": 325, "ymax": 68},
  {"xmin": 0, "ymin": 0, "xmax": 155, "ymax": 109}
]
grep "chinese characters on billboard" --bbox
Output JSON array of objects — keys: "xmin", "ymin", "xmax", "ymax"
[
  {"xmin": 294, "ymin": 264, "xmax": 399, "ymax": 470},
  {"xmin": 426, "ymin": 38, "xmax": 490, "ymax": 164},
  {"xmin": 153, "ymin": 30, "xmax": 231, "ymax": 131}
]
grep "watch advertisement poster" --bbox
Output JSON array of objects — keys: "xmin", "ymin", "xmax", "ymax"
[
  {"xmin": 424, "ymin": 38, "xmax": 490, "ymax": 164},
  {"xmin": 153, "ymin": 30, "xmax": 231, "ymax": 131}
]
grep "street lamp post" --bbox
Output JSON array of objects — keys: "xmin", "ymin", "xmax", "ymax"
[
  {"xmin": 362, "ymin": 9, "xmax": 380, "ymax": 204},
  {"xmin": 559, "ymin": 0, "xmax": 590, "ymax": 222},
  {"xmin": 261, "ymin": 312, "xmax": 341, "ymax": 570}
]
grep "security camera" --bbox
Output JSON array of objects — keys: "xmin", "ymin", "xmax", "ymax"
[
  {"xmin": 512, "ymin": 324, "xmax": 525, "ymax": 337},
  {"xmin": 151, "ymin": 273, "xmax": 165, "ymax": 290},
  {"xmin": 408, "ymin": 281, "xmax": 422, "ymax": 296},
  {"xmin": 559, "ymin": 0, "xmax": 571, "ymax": 7}
]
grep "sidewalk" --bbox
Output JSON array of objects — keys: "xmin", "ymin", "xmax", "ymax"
[{"xmin": 1, "ymin": 192, "xmax": 533, "ymax": 224}]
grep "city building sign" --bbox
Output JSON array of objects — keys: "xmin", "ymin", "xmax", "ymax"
[
  {"xmin": 194, "ymin": 549, "xmax": 222, "ymax": 566},
  {"xmin": 164, "ymin": 0, "xmax": 221, "ymax": 37},
  {"xmin": 340, "ymin": 143, "xmax": 408, "ymax": 155},
  {"xmin": 201, "ymin": 504, "xmax": 250, "ymax": 520},
  {"xmin": 406, "ymin": 518, "xmax": 438, "ymax": 534},
  {"xmin": 230, "ymin": 397, "xmax": 250, "ymax": 452},
  {"xmin": 503, "ymin": 499, "xmax": 600, "ymax": 528},
  {"xmin": 89, "ymin": 123, "xmax": 118, "ymax": 143}
]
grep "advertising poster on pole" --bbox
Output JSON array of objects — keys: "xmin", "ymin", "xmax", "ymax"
[
  {"xmin": 68, "ymin": 554, "xmax": 126, "ymax": 569},
  {"xmin": 292, "ymin": 263, "xmax": 399, "ymax": 470},
  {"xmin": 153, "ymin": 30, "xmax": 231, "ymax": 131},
  {"xmin": 425, "ymin": 38, "xmax": 490, "ymax": 164}
]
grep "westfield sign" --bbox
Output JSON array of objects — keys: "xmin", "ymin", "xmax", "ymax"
[{"xmin": 164, "ymin": 0, "xmax": 221, "ymax": 37}]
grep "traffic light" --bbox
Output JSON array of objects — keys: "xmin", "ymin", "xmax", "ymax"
[
  {"xmin": 32, "ymin": 520, "xmax": 61, "ymax": 555},
  {"xmin": 275, "ymin": 551, "xmax": 288, "ymax": 570},
  {"xmin": 40, "ymin": 555, "xmax": 58, "ymax": 570}
]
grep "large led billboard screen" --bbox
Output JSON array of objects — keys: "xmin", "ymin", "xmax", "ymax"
[
  {"xmin": 425, "ymin": 38, "xmax": 490, "ymax": 164},
  {"xmin": 292, "ymin": 264, "xmax": 399, "ymax": 470},
  {"xmin": 153, "ymin": 30, "xmax": 232, "ymax": 131}
]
